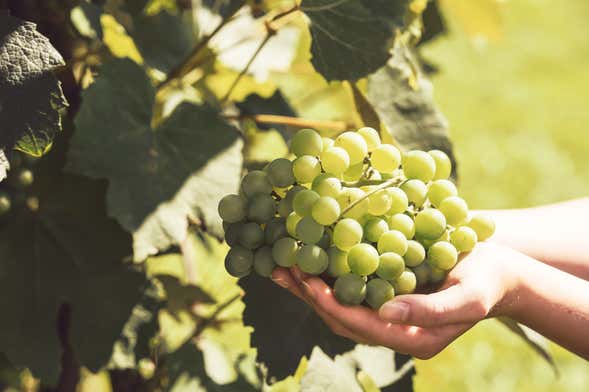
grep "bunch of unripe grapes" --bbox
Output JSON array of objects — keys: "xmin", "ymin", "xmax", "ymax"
[
  {"xmin": 218, "ymin": 128, "xmax": 495, "ymax": 309},
  {"xmin": 0, "ymin": 152, "xmax": 38, "ymax": 218}
]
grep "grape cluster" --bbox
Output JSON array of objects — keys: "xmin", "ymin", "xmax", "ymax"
[
  {"xmin": 0, "ymin": 153, "xmax": 38, "ymax": 218},
  {"xmin": 218, "ymin": 128, "xmax": 495, "ymax": 309}
]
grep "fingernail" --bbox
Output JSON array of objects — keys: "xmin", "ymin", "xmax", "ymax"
[
  {"xmin": 272, "ymin": 277, "xmax": 288, "ymax": 289},
  {"xmin": 379, "ymin": 302, "xmax": 409, "ymax": 323},
  {"xmin": 301, "ymin": 281, "xmax": 316, "ymax": 301}
]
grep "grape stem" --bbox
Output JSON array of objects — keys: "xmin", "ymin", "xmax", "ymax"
[
  {"xmin": 339, "ymin": 177, "xmax": 404, "ymax": 217},
  {"xmin": 224, "ymin": 113, "xmax": 350, "ymax": 131}
]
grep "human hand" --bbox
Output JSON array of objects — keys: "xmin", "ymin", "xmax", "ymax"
[{"xmin": 271, "ymin": 242, "xmax": 523, "ymax": 359}]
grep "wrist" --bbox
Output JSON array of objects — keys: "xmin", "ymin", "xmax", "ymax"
[{"xmin": 488, "ymin": 246, "xmax": 531, "ymax": 319}]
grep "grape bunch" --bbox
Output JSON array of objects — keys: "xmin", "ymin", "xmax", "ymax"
[
  {"xmin": 0, "ymin": 152, "xmax": 38, "ymax": 218},
  {"xmin": 218, "ymin": 127, "xmax": 495, "ymax": 309}
]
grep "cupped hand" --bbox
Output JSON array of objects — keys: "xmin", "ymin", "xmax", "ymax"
[{"xmin": 271, "ymin": 242, "xmax": 523, "ymax": 359}]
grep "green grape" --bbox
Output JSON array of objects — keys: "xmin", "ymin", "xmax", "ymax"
[
  {"xmin": 338, "ymin": 188, "xmax": 369, "ymax": 220},
  {"xmin": 376, "ymin": 252, "xmax": 405, "ymax": 280},
  {"xmin": 450, "ymin": 226, "xmax": 478, "ymax": 252},
  {"xmin": 333, "ymin": 218, "xmax": 363, "ymax": 251},
  {"xmin": 367, "ymin": 189, "xmax": 392, "ymax": 216},
  {"xmin": 254, "ymin": 246, "xmax": 277, "ymax": 277},
  {"xmin": 317, "ymin": 229, "xmax": 332, "ymax": 249},
  {"xmin": 402, "ymin": 150, "xmax": 436, "ymax": 182},
  {"xmin": 391, "ymin": 270, "xmax": 417, "ymax": 295},
  {"xmin": 347, "ymin": 243, "xmax": 379, "ymax": 275},
  {"xmin": 296, "ymin": 216, "xmax": 325, "ymax": 244},
  {"xmin": 403, "ymin": 240, "xmax": 426, "ymax": 267},
  {"xmin": 286, "ymin": 212, "xmax": 302, "ymax": 237},
  {"xmin": 387, "ymin": 187, "xmax": 409, "ymax": 214},
  {"xmin": 429, "ymin": 150, "xmax": 452, "ymax": 180},
  {"xmin": 264, "ymin": 217, "xmax": 288, "ymax": 244},
  {"xmin": 321, "ymin": 146, "xmax": 350, "ymax": 175},
  {"xmin": 371, "ymin": 144, "xmax": 401, "ymax": 173},
  {"xmin": 334, "ymin": 273, "xmax": 366, "ymax": 305},
  {"xmin": 277, "ymin": 199, "xmax": 291, "ymax": 218},
  {"xmin": 400, "ymin": 179, "xmax": 427, "ymax": 207},
  {"xmin": 334, "ymin": 131, "xmax": 368, "ymax": 165},
  {"xmin": 342, "ymin": 162, "xmax": 365, "ymax": 182},
  {"xmin": 247, "ymin": 194, "xmax": 276, "ymax": 223},
  {"xmin": 293, "ymin": 156, "xmax": 321, "ymax": 184},
  {"xmin": 427, "ymin": 241, "xmax": 458, "ymax": 270},
  {"xmin": 296, "ymin": 244, "xmax": 329, "ymax": 275},
  {"xmin": 377, "ymin": 230, "xmax": 408, "ymax": 255},
  {"xmin": 290, "ymin": 128, "xmax": 323, "ymax": 157},
  {"xmin": 266, "ymin": 158, "xmax": 295, "ymax": 188},
  {"xmin": 322, "ymin": 136, "xmax": 334, "ymax": 151},
  {"xmin": 468, "ymin": 214, "xmax": 496, "ymax": 241},
  {"xmin": 412, "ymin": 263, "xmax": 431, "ymax": 286},
  {"xmin": 387, "ymin": 213, "xmax": 415, "ymax": 239},
  {"xmin": 439, "ymin": 196, "xmax": 469, "ymax": 226},
  {"xmin": 224, "ymin": 222, "xmax": 242, "ymax": 247},
  {"xmin": 326, "ymin": 247, "xmax": 350, "ymax": 277},
  {"xmin": 430, "ymin": 266, "xmax": 447, "ymax": 283},
  {"xmin": 272, "ymin": 237, "xmax": 299, "ymax": 267},
  {"xmin": 241, "ymin": 170, "xmax": 273, "ymax": 198},
  {"xmin": 414, "ymin": 208, "xmax": 446, "ymax": 240},
  {"xmin": 311, "ymin": 196, "xmax": 340, "ymax": 225},
  {"xmin": 366, "ymin": 278, "xmax": 395, "ymax": 309},
  {"xmin": 225, "ymin": 246, "xmax": 254, "ymax": 278},
  {"xmin": 0, "ymin": 192, "xmax": 11, "ymax": 216},
  {"xmin": 218, "ymin": 194, "xmax": 246, "ymax": 223},
  {"xmin": 13, "ymin": 168, "xmax": 34, "ymax": 188},
  {"xmin": 357, "ymin": 127, "xmax": 381, "ymax": 152},
  {"xmin": 427, "ymin": 179, "xmax": 458, "ymax": 207},
  {"xmin": 239, "ymin": 222, "xmax": 264, "ymax": 249},
  {"xmin": 312, "ymin": 173, "xmax": 342, "ymax": 198},
  {"xmin": 278, "ymin": 186, "xmax": 305, "ymax": 217},
  {"xmin": 363, "ymin": 217, "xmax": 389, "ymax": 243},
  {"xmin": 418, "ymin": 229, "xmax": 450, "ymax": 249},
  {"xmin": 293, "ymin": 189, "xmax": 320, "ymax": 216}
]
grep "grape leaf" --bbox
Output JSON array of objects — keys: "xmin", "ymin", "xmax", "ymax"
[
  {"xmin": 300, "ymin": 0, "xmax": 410, "ymax": 81},
  {"xmin": 0, "ymin": 13, "xmax": 68, "ymax": 156},
  {"xmin": 300, "ymin": 347, "xmax": 362, "ymax": 392},
  {"xmin": 66, "ymin": 59, "xmax": 242, "ymax": 261},
  {"xmin": 71, "ymin": 1, "xmax": 104, "ymax": 40},
  {"xmin": 239, "ymin": 275, "xmax": 355, "ymax": 381}
]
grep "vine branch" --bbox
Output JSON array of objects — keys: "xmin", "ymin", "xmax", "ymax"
[{"xmin": 224, "ymin": 113, "xmax": 350, "ymax": 131}]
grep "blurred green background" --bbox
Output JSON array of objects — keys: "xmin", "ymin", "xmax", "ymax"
[{"xmin": 415, "ymin": 0, "xmax": 589, "ymax": 390}]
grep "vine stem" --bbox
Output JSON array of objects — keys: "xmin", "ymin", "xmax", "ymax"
[
  {"xmin": 223, "ymin": 113, "xmax": 350, "ymax": 131},
  {"xmin": 339, "ymin": 177, "xmax": 404, "ymax": 217}
]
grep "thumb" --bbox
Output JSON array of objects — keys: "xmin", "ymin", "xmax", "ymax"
[{"xmin": 378, "ymin": 285, "xmax": 487, "ymax": 327}]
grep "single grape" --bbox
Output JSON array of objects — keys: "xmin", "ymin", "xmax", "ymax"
[
  {"xmin": 377, "ymin": 230, "xmax": 408, "ymax": 255},
  {"xmin": 414, "ymin": 208, "xmax": 446, "ymax": 240},
  {"xmin": 338, "ymin": 187, "xmax": 369, "ymax": 220},
  {"xmin": 224, "ymin": 222, "xmax": 242, "ymax": 247},
  {"xmin": 333, "ymin": 218, "xmax": 363, "ymax": 251},
  {"xmin": 430, "ymin": 266, "xmax": 447, "ymax": 283},
  {"xmin": 400, "ymin": 179, "xmax": 428, "ymax": 207},
  {"xmin": 334, "ymin": 273, "xmax": 367, "ymax": 305},
  {"xmin": 312, "ymin": 173, "xmax": 342, "ymax": 198},
  {"xmin": 254, "ymin": 246, "xmax": 277, "ymax": 277},
  {"xmin": 264, "ymin": 217, "xmax": 288, "ymax": 244},
  {"xmin": 367, "ymin": 189, "xmax": 392, "ymax": 216},
  {"xmin": 286, "ymin": 212, "xmax": 302, "ymax": 237},
  {"xmin": 293, "ymin": 189, "xmax": 320, "ymax": 216},
  {"xmin": 403, "ymin": 240, "xmax": 426, "ymax": 267},
  {"xmin": 334, "ymin": 131, "xmax": 368, "ymax": 165},
  {"xmin": 238, "ymin": 222, "xmax": 264, "ymax": 249},
  {"xmin": 412, "ymin": 263, "xmax": 431, "ymax": 286},
  {"xmin": 391, "ymin": 270, "xmax": 417, "ymax": 295},
  {"xmin": 468, "ymin": 214, "xmax": 496, "ymax": 241},
  {"xmin": 266, "ymin": 158, "xmax": 295, "ymax": 188},
  {"xmin": 428, "ymin": 150, "xmax": 452, "ymax": 180},
  {"xmin": 218, "ymin": 194, "xmax": 246, "ymax": 223},
  {"xmin": 291, "ymin": 128, "xmax": 323, "ymax": 157},
  {"xmin": 450, "ymin": 226, "xmax": 478, "ymax": 252},
  {"xmin": 278, "ymin": 185, "xmax": 305, "ymax": 217},
  {"xmin": 296, "ymin": 244, "xmax": 329, "ymax": 275},
  {"xmin": 366, "ymin": 278, "xmax": 395, "ymax": 309},
  {"xmin": 247, "ymin": 194, "xmax": 276, "ymax": 223},
  {"xmin": 272, "ymin": 237, "xmax": 299, "ymax": 267},
  {"xmin": 322, "ymin": 136, "xmax": 334, "ymax": 151},
  {"xmin": 402, "ymin": 150, "xmax": 436, "ymax": 182},
  {"xmin": 321, "ymin": 146, "xmax": 350, "ymax": 175},
  {"xmin": 327, "ymin": 246, "xmax": 350, "ymax": 277},
  {"xmin": 13, "ymin": 168, "xmax": 34, "ymax": 188},
  {"xmin": 387, "ymin": 213, "xmax": 415, "ymax": 239},
  {"xmin": 387, "ymin": 187, "xmax": 409, "ymax": 214},
  {"xmin": 311, "ymin": 196, "xmax": 340, "ymax": 225},
  {"xmin": 427, "ymin": 179, "xmax": 458, "ymax": 207},
  {"xmin": 277, "ymin": 199, "xmax": 291, "ymax": 218},
  {"xmin": 347, "ymin": 243, "xmax": 379, "ymax": 275},
  {"xmin": 225, "ymin": 246, "xmax": 254, "ymax": 278},
  {"xmin": 342, "ymin": 162, "xmax": 365, "ymax": 182},
  {"xmin": 0, "ymin": 191, "xmax": 10, "ymax": 216},
  {"xmin": 439, "ymin": 196, "xmax": 469, "ymax": 227},
  {"xmin": 376, "ymin": 252, "xmax": 405, "ymax": 280},
  {"xmin": 427, "ymin": 241, "xmax": 458, "ymax": 270},
  {"xmin": 364, "ymin": 217, "xmax": 389, "ymax": 243},
  {"xmin": 293, "ymin": 156, "xmax": 321, "ymax": 184},
  {"xmin": 241, "ymin": 170, "xmax": 273, "ymax": 198},
  {"xmin": 296, "ymin": 216, "xmax": 325, "ymax": 244},
  {"xmin": 371, "ymin": 144, "xmax": 401, "ymax": 173},
  {"xmin": 357, "ymin": 127, "xmax": 381, "ymax": 152}
]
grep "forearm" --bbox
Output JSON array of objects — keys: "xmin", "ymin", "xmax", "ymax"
[{"xmin": 481, "ymin": 197, "xmax": 589, "ymax": 280}]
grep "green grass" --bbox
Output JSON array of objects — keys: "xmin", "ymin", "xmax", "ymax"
[{"xmin": 415, "ymin": 0, "xmax": 589, "ymax": 390}]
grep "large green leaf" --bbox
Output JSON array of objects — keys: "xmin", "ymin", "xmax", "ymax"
[
  {"xmin": 67, "ymin": 59, "xmax": 242, "ymax": 261},
  {"xmin": 0, "ymin": 13, "xmax": 68, "ymax": 156},
  {"xmin": 300, "ymin": 347, "xmax": 361, "ymax": 392},
  {"xmin": 300, "ymin": 0, "xmax": 410, "ymax": 81}
]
